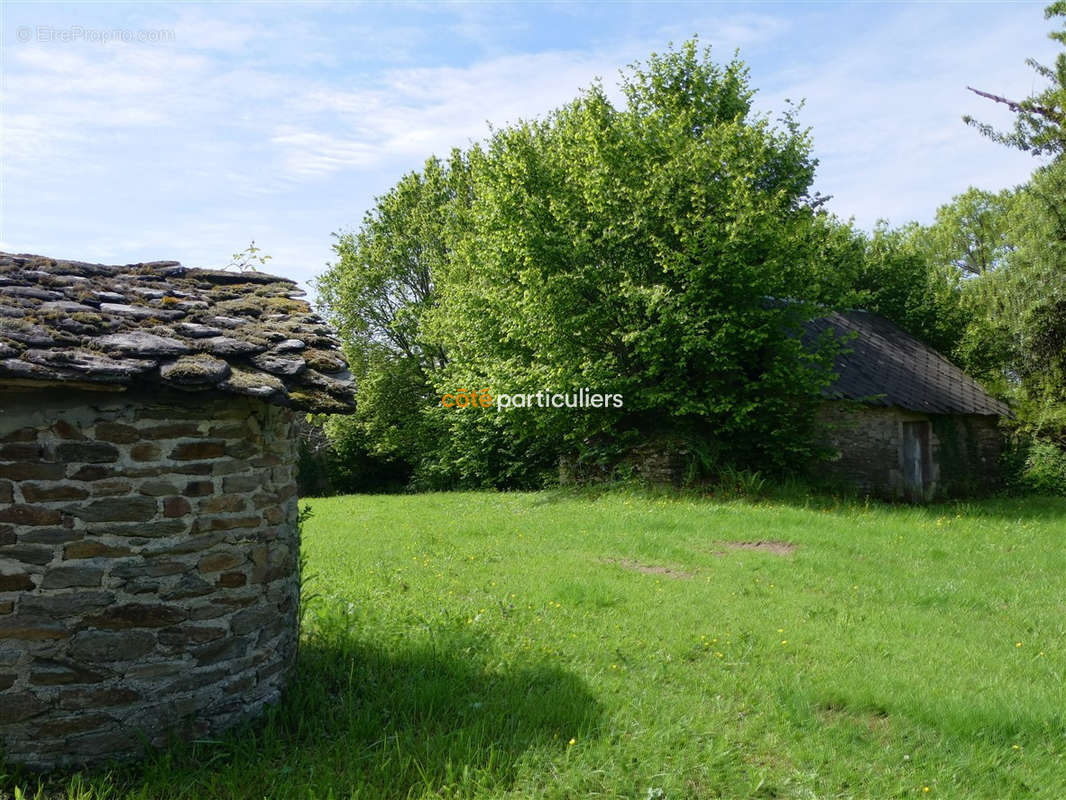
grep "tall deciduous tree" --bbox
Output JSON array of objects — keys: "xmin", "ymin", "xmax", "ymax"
[
  {"xmin": 976, "ymin": 161, "xmax": 1066, "ymax": 441},
  {"xmin": 426, "ymin": 41, "xmax": 842, "ymax": 478},
  {"xmin": 960, "ymin": 3, "xmax": 1066, "ymax": 448},
  {"xmin": 316, "ymin": 153, "xmax": 470, "ymax": 482},
  {"xmin": 802, "ymin": 216, "xmax": 969, "ymax": 359},
  {"xmin": 925, "ymin": 187, "xmax": 1018, "ymax": 276}
]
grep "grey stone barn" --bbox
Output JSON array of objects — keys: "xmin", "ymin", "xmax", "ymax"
[
  {"xmin": 806, "ymin": 310, "xmax": 1010, "ymax": 501},
  {"xmin": 0, "ymin": 252, "xmax": 354, "ymax": 769}
]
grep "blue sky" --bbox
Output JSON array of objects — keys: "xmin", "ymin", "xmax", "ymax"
[{"xmin": 2, "ymin": 2, "xmax": 1059, "ymax": 290}]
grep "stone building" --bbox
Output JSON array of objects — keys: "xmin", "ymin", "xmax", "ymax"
[
  {"xmin": 561, "ymin": 310, "xmax": 1009, "ymax": 499},
  {"xmin": 0, "ymin": 252, "xmax": 354, "ymax": 768},
  {"xmin": 807, "ymin": 310, "xmax": 1009, "ymax": 500}
]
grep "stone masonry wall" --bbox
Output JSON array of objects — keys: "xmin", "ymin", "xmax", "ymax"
[
  {"xmin": 817, "ymin": 402, "xmax": 1002, "ymax": 499},
  {"xmin": 0, "ymin": 388, "xmax": 299, "ymax": 769},
  {"xmin": 558, "ymin": 435, "xmax": 688, "ymax": 486}
]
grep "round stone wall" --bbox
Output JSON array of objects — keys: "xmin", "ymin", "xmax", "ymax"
[{"xmin": 0, "ymin": 389, "xmax": 300, "ymax": 769}]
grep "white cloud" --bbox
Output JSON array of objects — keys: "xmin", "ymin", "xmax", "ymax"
[
  {"xmin": 656, "ymin": 12, "xmax": 791, "ymax": 50},
  {"xmin": 2, "ymin": 1, "xmax": 1059, "ymax": 288},
  {"xmin": 269, "ymin": 128, "xmax": 382, "ymax": 175},
  {"xmin": 171, "ymin": 10, "xmax": 261, "ymax": 52},
  {"xmin": 756, "ymin": 4, "xmax": 1057, "ymax": 228}
]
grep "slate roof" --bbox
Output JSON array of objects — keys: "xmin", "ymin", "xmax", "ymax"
[
  {"xmin": 0, "ymin": 252, "xmax": 355, "ymax": 414},
  {"xmin": 804, "ymin": 310, "xmax": 1010, "ymax": 417}
]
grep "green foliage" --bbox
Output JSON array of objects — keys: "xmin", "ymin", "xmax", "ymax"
[
  {"xmin": 415, "ymin": 401, "xmax": 561, "ymax": 490},
  {"xmin": 712, "ymin": 464, "xmax": 768, "ymax": 498},
  {"xmin": 428, "ymin": 41, "xmax": 842, "ymax": 476},
  {"xmin": 316, "ymin": 154, "xmax": 472, "ymax": 484},
  {"xmin": 316, "ymin": 413, "xmax": 413, "ymax": 493},
  {"xmin": 954, "ymin": 6, "xmax": 1066, "ymax": 453},
  {"xmin": 317, "ymin": 154, "xmax": 465, "ymax": 369},
  {"xmin": 679, "ymin": 429, "xmax": 723, "ymax": 485},
  {"xmin": 1004, "ymin": 438, "xmax": 1066, "ymax": 494},
  {"xmin": 925, "ymin": 187, "xmax": 1018, "ymax": 276},
  {"xmin": 802, "ymin": 216, "xmax": 970, "ymax": 357},
  {"xmin": 318, "ymin": 36, "xmax": 1066, "ymax": 494},
  {"xmin": 956, "ymin": 4, "xmax": 1066, "ymax": 445},
  {"xmin": 1021, "ymin": 440, "xmax": 1066, "ymax": 494},
  {"xmin": 947, "ymin": 163, "xmax": 1066, "ymax": 441},
  {"xmin": 796, "ymin": 213, "xmax": 868, "ymax": 307},
  {"xmin": 1007, "ymin": 161, "xmax": 1066, "ymax": 403},
  {"xmin": 855, "ymin": 222, "xmax": 968, "ymax": 356},
  {"xmin": 225, "ymin": 240, "xmax": 272, "ymax": 272},
  {"xmin": 292, "ymin": 411, "xmax": 411, "ymax": 496},
  {"xmin": 964, "ymin": 2, "xmax": 1066, "ymax": 156}
]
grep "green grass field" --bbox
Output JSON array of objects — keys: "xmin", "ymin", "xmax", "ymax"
[{"xmin": 6, "ymin": 489, "xmax": 1066, "ymax": 799}]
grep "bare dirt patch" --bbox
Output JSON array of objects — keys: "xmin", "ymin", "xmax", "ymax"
[
  {"xmin": 817, "ymin": 703, "xmax": 890, "ymax": 739},
  {"xmin": 714, "ymin": 540, "xmax": 796, "ymax": 556},
  {"xmin": 605, "ymin": 558, "xmax": 695, "ymax": 579}
]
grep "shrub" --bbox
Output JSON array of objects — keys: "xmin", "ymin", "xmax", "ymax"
[
  {"xmin": 1020, "ymin": 440, "xmax": 1066, "ymax": 495},
  {"xmin": 1003, "ymin": 436, "xmax": 1066, "ymax": 495}
]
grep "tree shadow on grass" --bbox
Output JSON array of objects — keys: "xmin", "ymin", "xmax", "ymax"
[
  {"xmin": 266, "ymin": 626, "xmax": 603, "ymax": 796},
  {"xmin": 10, "ymin": 623, "xmax": 604, "ymax": 799}
]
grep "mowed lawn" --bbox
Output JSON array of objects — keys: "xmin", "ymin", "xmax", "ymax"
[{"xmin": 6, "ymin": 491, "xmax": 1066, "ymax": 799}]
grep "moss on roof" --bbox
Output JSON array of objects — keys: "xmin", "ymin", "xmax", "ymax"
[
  {"xmin": 803, "ymin": 311, "xmax": 1010, "ymax": 417},
  {"xmin": 0, "ymin": 252, "xmax": 354, "ymax": 414}
]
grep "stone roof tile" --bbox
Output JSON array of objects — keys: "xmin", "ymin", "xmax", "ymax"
[
  {"xmin": 0, "ymin": 252, "xmax": 354, "ymax": 414},
  {"xmin": 804, "ymin": 310, "xmax": 1010, "ymax": 417}
]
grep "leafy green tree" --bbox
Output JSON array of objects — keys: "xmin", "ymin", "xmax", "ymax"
[
  {"xmin": 427, "ymin": 41, "xmax": 842, "ymax": 477},
  {"xmin": 919, "ymin": 174, "xmax": 1066, "ymax": 444},
  {"xmin": 316, "ymin": 153, "xmax": 470, "ymax": 482},
  {"xmin": 925, "ymin": 187, "xmax": 1018, "ymax": 276},
  {"xmin": 799, "ymin": 216, "xmax": 968, "ymax": 358},
  {"xmin": 850, "ymin": 223, "xmax": 968, "ymax": 357},
  {"xmin": 318, "ymin": 154, "xmax": 465, "ymax": 371},
  {"xmin": 960, "ymin": 3, "xmax": 1066, "ymax": 454},
  {"xmin": 965, "ymin": 2, "xmax": 1066, "ymax": 156},
  {"xmin": 985, "ymin": 162, "xmax": 1066, "ymax": 440}
]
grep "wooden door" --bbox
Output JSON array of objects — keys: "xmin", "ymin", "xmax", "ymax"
[{"xmin": 902, "ymin": 420, "xmax": 931, "ymax": 500}]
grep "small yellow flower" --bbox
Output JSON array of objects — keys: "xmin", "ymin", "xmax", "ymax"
[
  {"xmin": 1012, "ymin": 744, "xmax": 1020, "ymax": 750},
  {"xmin": 777, "ymin": 628, "xmax": 784, "ymax": 633},
  {"xmin": 923, "ymin": 787, "xmax": 930, "ymax": 793},
  {"xmin": 568, "ymin": 738, "xmax": 576, "ymax": 746},
  {"xmin": 781, "ymin": 640, "xmax": 788, "ymax": 645},
  {"xmin": 1016, "ymin": 642, "xmax": 1023, "ymax": 647}
]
